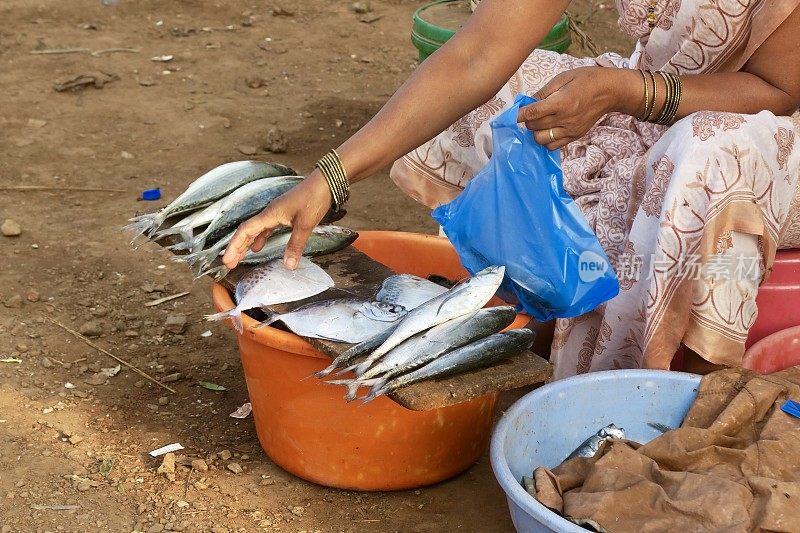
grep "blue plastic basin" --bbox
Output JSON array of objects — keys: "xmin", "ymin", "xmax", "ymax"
[{"xmin": 490, "ymin": 370, "xmax": 701, "ymax": 532}]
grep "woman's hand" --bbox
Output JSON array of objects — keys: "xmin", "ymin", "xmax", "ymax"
[
  {"xmin": 221, "ymin": 171, "xmax": 333, "ymax": 271},
  {"xmin": 517, "ymin": 66, "xmax": 639, "ymax": 150}
]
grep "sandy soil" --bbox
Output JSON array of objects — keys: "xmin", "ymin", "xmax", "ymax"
[{"xmin": 0, "ymin": 1, "xmax": 631, "ymax": 531}]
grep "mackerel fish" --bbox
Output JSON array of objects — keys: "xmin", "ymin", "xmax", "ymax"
[
  {"xmin": 199, "ymin": 225, "xmax": 358, "ymax": 280},
  {"xmin": 346, "ymin": 265, "xmax": 505, "ymax": 375},
  {"xmin": 330, "ymin": 306, "xmax": 517, "ymax": 400},
  {"xmin": 168, "ymin": 176, "xmax": 302, "ymax": 253},
  {"xmin": 123, "ymin": 160, "xmax": 295, "ymax": 239},
  {"xmin": 565, "ymin": 424, "xmax": 625, "ymax": 461},
  {"xmin": 361, "ymin": 328, "xmax": 535, "ymax": 402}
]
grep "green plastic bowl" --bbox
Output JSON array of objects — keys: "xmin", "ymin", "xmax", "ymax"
[{"xmin": 412, "ymin": 0, "xmax": 571, "ymax": 62}]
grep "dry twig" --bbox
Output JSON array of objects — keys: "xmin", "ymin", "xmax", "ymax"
[
  {"xmin": 0, "ymin": 185, "xmax": 126, "ymax": 193},
  {"xmin": 47, "ymin": 317, "xmax": 177, "ymax": 394}
]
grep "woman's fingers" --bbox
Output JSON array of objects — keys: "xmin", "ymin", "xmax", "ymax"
[
  {"xmin": 222, "ymin": 208, "xmax": 281, "ymax": 269},
  {"xmin": 251, "ymin": 228, "xmax": 274, "ymax": 253},
  {"xmin": 283, "ymin": 222, "xmax": 315, "ymax": 270},
  {"xmin": 533, "ymin": 126, "xmax": 570, "ymax": 148}
]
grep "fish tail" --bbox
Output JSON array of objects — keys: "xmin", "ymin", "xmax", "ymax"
[
  {"xmin": 212, "ymin": 266, "xmax": 231, "ymax": 281},
  {"xmin": 122, "ymin": 213, "xmax": 163, "ymax": 240},
  {"xmin": 314, "ymin": 362, "xmax": 339, "ymax": 379},
  {"xmin": 353, "ymin": 360, "xmax": 372, "ymax": 377},
  {"xmin": 361, "ymin": 385, "xmax": 389, "ymax": 404},
  {"xmin": 204, "ymin": 309, "xmax": 243, "ymax": 334},
  {"xmin": 335, "ymin": 362, "xmax": 361, "ymax": 377},
  {"xmin": 164, "ymin": 239, "xmax": 191, "ymax": 252}
]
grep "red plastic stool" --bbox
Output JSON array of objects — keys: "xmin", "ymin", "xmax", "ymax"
[{"xmin": 672, "ymin": 249, "xmax": 800, "ymax": 370}]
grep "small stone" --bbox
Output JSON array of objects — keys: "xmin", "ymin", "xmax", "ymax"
[
  {"xmin": 158, "ymin": 396, "xmax": 169, "ymax": 406},
  {"xmin": 15, "ymin": 343, "xmax": 28, "ymax": 353},
  {"xmin": 259, "ymin": 478, "xmax": 275, "ymax": 486},
  {"xmin": 271, "ymin": 6, "xmax": 295, "ymax": 16},
  {"xmin": 27, "ymin": 118, "xmax": 47, "ymax": 128},
  {"xmin": 41, "ymin": 357, "xmax": 54, "ymax": 369},
  {"xmin": 120, "ymin": 151, "xmax": 135, "ymax": 159},
  {"xmin": 335, "ymin": 119, "xmax": 343, "ymax": 128},
  {"xmin": 3, "ymin": 294, "xmax": 22, "ymax": 308},
  {"xmin": 236, "ymin": 145, "xmax": 258, "ymax": 156},
  {"xmin": 124, "ymin": 330, "xmax": 139, "ymax": 338},
  {"xmin": 147, "ymin": 524, "xmax": 164, "ymax": 533},
  {"xmin": 240, "ymin": 454, "xmax": 250, "ymax": 461},
  {"xmin": 83, "ymin": 373, "xmax": 108, "ymax": 386},
  {"xmin": 244, "ymin": 76, "xmax": 267, "ymax": 89},
  {"xmin": 26, "ymin": 289, "xmax": 40, "ymax": 302},
  {"xmin": 262, "ymin": 127, "xmax": 287, "ymax": 154},
  {"xmin": 79, "ymin": 320, "xmax": 103, "ymax": 338},
  {"xmin": 164, "ymin": 314, "xmax": 188, "ymax": 334},
  {"xmin": 68, "ymin": 434, "xmax": 83, "ymax": 445},
  {"xmin": 351, "ymin": 1, "xmax": 372, "ymax": 14},
  {"xmin": 1, "ymin": 219, "xmax": 21, "ymax": 237},
  {"xmin": 157, "ymin": 453, "xmax": 176, "ymax": 480},
  {"xmin": 190, "ymin": 459, "xmax": 208, "ymax": 472},
  {"xmin": 226, "ymin": 462, "xmax": 243, "ymax": 474},
  {"xmin": 161, "ymin": 373, "xmax": 182, "ymax": 383},
  {"xmin": 91, "ymin": 307, "xmax": 108, "ymax": 317},
  {"xmin": 222, "ymin": 118, "xmax": 231, "ymax": 129},
  {"xmin": 176, "ymin": 500, "xmax": 190, "ymax": 509},
  {"xmin": 134, "ymin": 380, "xmax": 145, "ymax": 388},
  {"xmin": 218, "ymin": 450, "xmax": 232, "ymax": 461},
  {"xmin": 290, "ymin": 506, "xmax": 304, "ymax": 516}
]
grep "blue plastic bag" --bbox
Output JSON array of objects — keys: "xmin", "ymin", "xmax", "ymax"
[{"xmin": 432, "ymin": 94, "xmax": 619, "ymax": 321}]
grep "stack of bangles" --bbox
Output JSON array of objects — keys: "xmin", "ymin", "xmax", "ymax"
[
  {"xmin": 636, "ymin": 69, "xmax": 682, "ymax": 125},
  {"xmin": 315, "ymin": 149, "xmax": 350, "ymax": 212}
]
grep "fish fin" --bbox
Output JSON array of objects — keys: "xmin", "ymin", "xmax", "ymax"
[
  {"xmin": 361, "ymin": 385, "xmax": 389, "ymax": 404},
  {"xmin": 335, "ymin": 362, "xmax": 361, "ymax": 377},
  {"xmin": 353, "ymin": 360, "xmax": 373, "ymax": 377},
  {"xmin": 212, "ymin": 266, "xmax": 231, "ymax": 281}
]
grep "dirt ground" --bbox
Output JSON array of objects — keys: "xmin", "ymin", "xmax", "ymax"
[{"xmin": 0, "ymin": 1, "xmax": 631, "ymax": 532}]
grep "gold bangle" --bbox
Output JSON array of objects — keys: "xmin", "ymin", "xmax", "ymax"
[
  {"xmin": 645, "ymin": 70, "xmax": 658, "ymax": 122},
  {"xmin": 664, "ymin": 73, "xmax": 682, "ymax": 124},
  {"xmin": 656, "ymin": 71, "xmax": 678, "ymax": 125},
  {"xmin": 315, "ymin": 150, "xmax": 350, "ymax": 211},
  {"xmin": 637, "ymin": 70, "xmax": 649, "ymax": 121}
]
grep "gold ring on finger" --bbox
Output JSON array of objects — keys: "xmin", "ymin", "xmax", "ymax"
[{"xmin": 549, "ymin": 128, "xmax": 556, "ymax": 143}]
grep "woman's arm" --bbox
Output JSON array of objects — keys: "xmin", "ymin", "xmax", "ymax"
[
  {"xmin": 522, "ymin": 5, "xmax": 800, "ymax": 149},
  {"xmin": 223, "ymin": 0, "xmax": 570, "ymax": 269}
]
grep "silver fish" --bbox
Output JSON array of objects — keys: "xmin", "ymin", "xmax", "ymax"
[
  {"xmin": 313, "ymin": 325, "xmax": 399, "ymax": 379},
  {"xmin": 347, "ymin": 266, "xmax": 506, "ymax": 375},
  {"xmin": 204, "ymin": 257, "xmax": 334, "ymax": 333},
  {"xmin": 148, "ymin": 197, "xmax": 226, "ymax": 244},
  {"xmin": 376, "ymin": 274, "xmax": 448, "ymax": 310},
  {"xmin": 254, "ymin": 299, "xmax": 407, "ymax": 343},
  {"xmin": 565, "ymin": 424, "xmax": 626, "ymax": 461},
  {"xmin": 199, "ymin": 225, "xmax": 358, "ymax": 280},
  {"xmin": 360, "ymin": 328, "xmax": 535, "ymax": 402},
  {"xmin": 124, "ymin": 160, "xmax": 295, "ymax": 239},
  {"xmin": 332, "ymin": 306, "xmax": 517, "ymax": 400},
  {"xmin": 168, "ymin": 176, "xmax": 302, "ymax": 253}
]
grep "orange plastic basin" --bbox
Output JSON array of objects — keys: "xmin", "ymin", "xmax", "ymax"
[{"xmin": 212, "ymin": 231, "xmax": 529, "ymax": 491}]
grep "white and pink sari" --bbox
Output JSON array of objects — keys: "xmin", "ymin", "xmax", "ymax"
[{"xmin": 390, "ymin": 0, "xmax": 800, "ymax": 378}]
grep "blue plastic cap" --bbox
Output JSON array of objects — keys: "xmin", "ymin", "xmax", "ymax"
[{"xmin": 142, "ymin": 188, "xmax": 161, "ymax": 201}]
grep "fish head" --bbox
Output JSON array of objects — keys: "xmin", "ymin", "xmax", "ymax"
[
  {"xmin": 466, "ymin": 265, "xmax": 506, "ymax": 288},
  {"xmin": 360, "ymin": 301, "xmax": 407, "ymax": 323},
  {"xmin": 599, "ymin": 424, "xmax": 625, "ymax": 440}
]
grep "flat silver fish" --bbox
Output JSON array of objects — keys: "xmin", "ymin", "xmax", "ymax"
[
  {"xmin": 565, "ymin": 424, "xmax": 626, "ymax": 461},
  {"xmin": 204, "ymin": 257, "xmax": 334, "ymax": 333},
  {"xmin": 331, "ymin": 306, "xmax": 517, "ymax": 400},
  {"xmin": 349, "ymin": 266, "xmax": 505, "ymax": 375},
  {"xmin": 376, "ymin": 274, "xmax": 448, "ymax": 310},
  {"xmin": 168, "ymin": 176, "xmax": 302, "ymax": 253},
  {"xmin": 254, "ymin": 299, "xmax": 407, "ymax": 343},
  {"xmin": 124, "ymin": 160, "xmax": 295, "ymax": 239},
  {"xmin": 361, "ymin": 328, "xmax": 535, "ymax": 402},
  {"xmin": 199, "ymin": 225, "xmax": 358, "ymax": 280}
]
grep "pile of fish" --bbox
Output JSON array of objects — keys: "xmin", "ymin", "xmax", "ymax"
[
  {"xmin": 313, "ymin": 266, "xmax": 535, "ymax": 402},
  {"xmin": 124, "ymin": 160, "xmax": 356, "ymax": 279}
]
